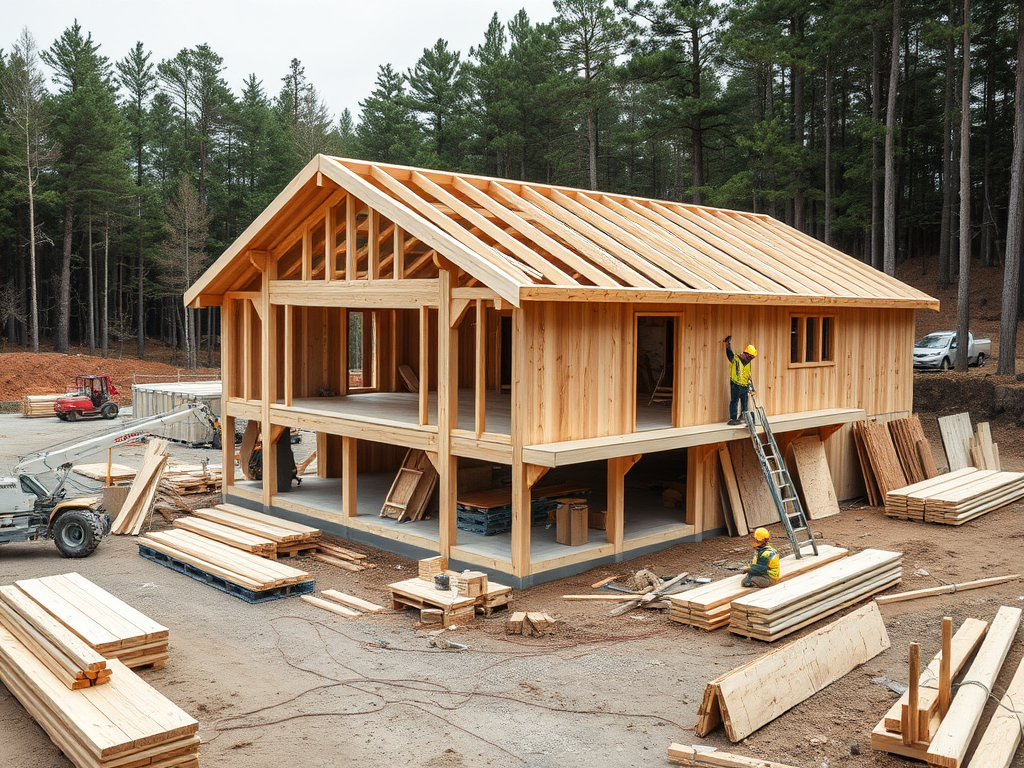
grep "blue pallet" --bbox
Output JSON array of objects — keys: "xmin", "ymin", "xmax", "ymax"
[{"xmin": 138, "ymin": 545, "xmax": 315, "ymax": 603}]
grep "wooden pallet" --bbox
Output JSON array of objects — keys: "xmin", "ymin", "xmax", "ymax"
[
  {"xmin": 389, "ymin": 575, "xmax": 512, "ymax": 624},
  {"xmin": 381, "ymin": 449, "xmax": 438, "ymax": 522}
]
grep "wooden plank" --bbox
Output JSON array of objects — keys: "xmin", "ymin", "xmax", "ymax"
[
  {"xmin": 875, "ymin": 575, "xmax": 1019, "ymax": 605},
  {"xmin": 967, "ymin": 652, "xmax": 1024, "ymax": 768},
  {"xmin": 668, "ymin": 744, "xmax": 801, "ymax": 768},
  {"xmin": 926, "ymin": 605, "xmax": 1023, "ymax": 768},
  {"xmin": 239, "ymin": 421, "xmax": 259, "ymax": 480},
  {"xmin": 718, "ymin": 445, "xmax": 748, "ymax": 536},
  {"xmin": 937, "ymin": 413, "xmax": 972, "ymax": 471},
  {"xmin": 320, "ymin": 590, "xmax": 385, "ymax": 614},
  {"xmin": 787, "ymin": 436, "xmax": 840, "ymax": 519},
  {"xmin": 727, "ymin": 439, "xmax": 777, "ymax": 529},
  {"xmin": 301, "ymin": 595, "xmax": 361, "ymax": 618},
  {"xmin": 173, "ymin": 517, "xmax": 276, "ymax": 554},
  {"xmin": 697, "ymin": 602, "xmax": 889, "ymax": 741}
]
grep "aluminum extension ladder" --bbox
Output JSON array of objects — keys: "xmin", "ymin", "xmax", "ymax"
[{"xmin": 742, "ymin": 390, "xmax": 818, "ymax": 558}]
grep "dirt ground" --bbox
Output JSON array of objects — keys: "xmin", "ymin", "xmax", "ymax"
[{"xmin": 1, "ymin": 409, "xmax": 1023, "ymax": 768}]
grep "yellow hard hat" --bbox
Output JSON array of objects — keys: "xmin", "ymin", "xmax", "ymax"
[
  {"xmin": 754, "ymin": 527, "xmax": 770, "ymax": 542},
  {"xmin": 744, "ymin": 344, "xmax": 757, "ymax": 357}
]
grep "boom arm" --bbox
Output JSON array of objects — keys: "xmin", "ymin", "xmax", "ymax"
[{"xmin": 15, "ymin": 401, "xmax": 217, "ymax": 476}]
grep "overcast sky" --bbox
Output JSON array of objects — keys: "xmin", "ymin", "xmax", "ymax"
[{"xmin": 4, "ymin": 0, "xmax": 557, "ymax": 120}]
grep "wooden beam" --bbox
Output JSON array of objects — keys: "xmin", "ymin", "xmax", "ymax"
[
  {"xmin": 338, "ymin": 308, "xmax": 348, "ymax": 397},
  {"xmin": 301, "ymin": 225, "xmax": 312, "ymax": 281},
  {"xmin": 511, "ymin": 306, "xmax": 530, "ymax": 577},
  {"xmin": 939, "ymin": 617, "xmax": 952, "ymax": 718},
  {"xmin": 242, "ymin": 300, "xmax": 253, "ymax": 401},
  {"xmin": 905, "ymin": 643, "xmax": 920, "ymax": 745},
  {"xmin": 875, "ymin": 575, "xmax": 1020, "ymax": 605},
  {"xmin": 345, "ymin": 194, "xmax": 357, "ymax": 280},
  {"xmin": 341, "ymin": 436, "xmax": 357, "ymax": 518},
  {"xmin": 668, "ymin": 745, "xmax": 801, "ymax": 768},
  {"xmin": 474, "ymin": 300, "xmax": 486, "ymax": 438},
  {"xmin": 393, "ymin": 226, "xmax": 405, "ymax": 279},
  {"xmin": 450, "ymin": 298, "xmax": 471, "ymax": 329},
  {"xmin": 368, "ymin": 209, "xmax": 380, "ymax": 279},
  {"xmin": 969, "ymin": 652, "xmax": 1024, "ymax": 768},
  {"xmin": 261, "ymin": 256, "xmax": 278, "ymax": 508},
  {"xmin": 437, "ymin": 269, "xmax": 458, "ymax": 556},
  {"xmin": 325, "ymin": 203, "xmax": 336, "ymax": 281},
  {"xmin": 607, "ymin": 455, "xmax": 640, "ymax": 551}
]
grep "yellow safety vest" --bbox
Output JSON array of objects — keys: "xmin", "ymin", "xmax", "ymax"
[
  {"xmin": 750, "ymin": 543, "xmax": 781, "ymax": 582},
  {"xmin": 730, "ymin": 356, "xmax": 752, "ymax": 387}
]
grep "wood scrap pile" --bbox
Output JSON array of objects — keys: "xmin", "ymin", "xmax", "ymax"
[
  {"xmin": 506, "ymin": 611, "xmax": 557, "ymax": 636},
  {"xmin": 313, "ymin": 539, "xmax": 374, "ymax": 572},
  {"xmin": 884, "ymin": 467, "xmax": 1024, "ymax": 524},
  {"xmin": 12, "ymin": 573, "xmax": 170, "ymax": 670},
  {"xmin": 20, "ymin": 394, "xmax": 60, "ymax": 417},
  {"xmin": 380, "ymin": 448, "xmax": 438, "ymax": 522},
  {"xmin": 853, "ymin": 421, "xmax": 908, "ymax": 505},
  {"xmin": 729, "ymin": 549, "xmax": 902, "ymax": 641},
  {"xmin": 0, "ymin": 629, "xmax": 198, "ymax": 768},
  {"xmin": 110, "ymin": 438, "xmax": 169, "ymax": 535},
  {"xmin": 139, "ymin": 528, "xmax": 314, "ymax": 602},
  {"xmin": 192, "ymin": 503, "xmax": 320, "ymax": 557},
  {"xmin": 301, "ymin": 589, "xmax": 385, "ymax": 619},
  {"xmin": 871, "ymin": 606, "xmax": 1024, "ymax": 768},
  {"xmin": 160, "ymin": 461, "xmax": 223, "ymax": 495},
  {"xmin": 667, "ymin": 545, "xmax": 848, "ymax": 630},
  {"xmin": 697, "ymin": 603, "xmax": 889, "ymax": 741}
]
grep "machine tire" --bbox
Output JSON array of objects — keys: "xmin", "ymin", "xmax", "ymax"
[
  {"xmin": 101, "ymin": 402, "xmax": 119, "ymax": 419},
  {"xmin": 976, "ymin": 353, "xmax": 986, "ymax": 367},
  {"xmin": 939, "ymin": 357, "xmax": 951, "ymax": 371},
  {"xmin": 52, "ymin": 509, "xmax": 104, "ymax": 558},
  {"xmin": 56, "ymin": 413, "xmax": 67, "ymax": 421},
  {"xmin": 212, "ymin": 431, "xmax": 222, "ymax": 450},
  {"xmin": 66, "ymin": 410, "xmax": 81, "ymax": 422}
]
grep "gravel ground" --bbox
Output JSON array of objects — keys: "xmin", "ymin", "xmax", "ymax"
[{"xmin": 1, "ymin": 412, "xmax": 1023, "ymax": 768}]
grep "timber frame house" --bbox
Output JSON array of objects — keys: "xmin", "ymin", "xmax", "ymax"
[{"xmin": 185, "ymin": 155, "xmax": 938, "ymax": 587}]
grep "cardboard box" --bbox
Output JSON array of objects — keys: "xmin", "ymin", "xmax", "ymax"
[
  {"xmin": 555, "ymin": 498, "xmax": 588, "ymax": 546},
  {"xmin": 588, "ymin": 510, "xmax": 607, "ymax": 530}
]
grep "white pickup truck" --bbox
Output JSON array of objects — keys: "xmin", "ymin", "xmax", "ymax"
[{"xmin": 913, "ymin": 331, "xmax": 991, "ymax": 370}]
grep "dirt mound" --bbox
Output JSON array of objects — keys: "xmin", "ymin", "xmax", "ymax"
[{"xmin": 0, "ymin": 353, "xmax": 217, "ymax": 404}]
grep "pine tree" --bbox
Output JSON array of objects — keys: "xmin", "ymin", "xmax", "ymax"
[
  {"xmin": 406, "ymin": 39, "xmax": 470, "ymax": 168},
  {"xmin": 356, "ymin": 64, "xmax": 421, "ymax": 164}
]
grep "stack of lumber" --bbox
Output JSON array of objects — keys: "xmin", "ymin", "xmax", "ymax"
[
  {"xmin": 456, "ymin": 483, "xmax": 589, "ymax": 536},
  {"xmin": 967, "ymin": 421, "xmax": 1000, "ymax": 470},
  {"xmin": 173, "ymin": 516, "xmax": 276, "ymax": 556},
  {"xmin": 883, "ymin": 467, "xmax": 1024, "ymax": 524},
  {"xmin": 73, "ymin": 463, "xmax": 136, "ymax": 483},
  {"xmin": 729, "ymin": 549, "xmax": 902, "ymax": 641},
  {"xmin": 139, "ymin": 528, "xmax": 314, "ymax": 603},
  {"xmin": 15, "ymin": 573, "xmax": 170, "ymax": 670},
  {"xmin": 668, "ymin": 545, "xmax": 848, "ymax": 630},
  {"xmin": 301, "ymin": 589, "xmax": 385, "ymax": 619},
  {"xmin": 0, "ymin": 585, "xmax": 109, "ymax": 690},
  {"xmin": 697, "ymin": 603, "xmax": 889, "ymax": 741},
  {"xmin": 0, "ymin": 625, "xmax": 199, "ymax": 768},
  {"xmin": 192, "ymin": 503, "xmax": 320, "ymax": 557},
  {"xmin": 390, "ymin": 569, "xmax": 513, "ymax": 626},
  {"xmin": 506, "ymin": 611, "xmax": 557, "ymax": 636},
  {"xmin": 21, "ymin": 393, "xmax": 60, "ymax": 417},
  {"xmin": 110, "ymin": 439, "xmax": 169, "ymax": 536},
  {"xmin": 313, "ymin": 540, "xmax": 373, "ymax": 572},
  {"xmin": 937, "ymin": 412, "xmax": 973, "ymax": 471},
  {"xmin": 160, "ymin": 461, "xmax": 222, "ymax": 495},
  {"xmin": 380, "ymin": 449, "xmax": 438, "ymax": 522},
  {"xmin": 419, "ymin": 556, "xmax": 448, "ymax": 580},
  {"xmin": 853, "ymin": 421, "xmax": 908, "ymax": 505},
  {"xmin": 888, "ymin": 415, "xmax": 939, "ymax": 483}
]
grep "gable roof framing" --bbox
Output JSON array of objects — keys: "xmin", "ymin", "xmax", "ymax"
[{"xmin": 186, "ymin": 155, "xmax": 939, "ymax": 311}]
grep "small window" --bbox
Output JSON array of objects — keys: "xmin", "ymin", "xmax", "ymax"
[{"xmin": 790, "ymin": 314, "xmax": 835, "ymax": 366}]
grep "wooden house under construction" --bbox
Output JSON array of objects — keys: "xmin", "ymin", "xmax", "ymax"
[{"xmin": 185, "ymin": 155, "xmax": 938, "ymax": 587}]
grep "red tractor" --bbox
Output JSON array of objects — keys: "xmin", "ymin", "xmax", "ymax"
[{"xmin": 54, "ymin": 375, "xmax": 120, "ymax": 421}]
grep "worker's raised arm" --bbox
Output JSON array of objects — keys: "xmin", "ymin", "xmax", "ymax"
[{"xmin": 724, "ymin": 334, "xmax": 735, "ymax": 362}]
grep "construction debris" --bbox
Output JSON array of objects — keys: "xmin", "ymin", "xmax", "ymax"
[
  {"xmin": 696, "ymin": 602, "xmax": 889, "ymax": 741},
  {"xmin": 110, "ymin": 438, "xmax": 169, "ymax": 535},
  {"xmin": 967, "ymin": 422, "xmax": 1000, "ymax": 470},
  {"xmin": 301, "ymin": 594, "xmax": 360, "ymax": 618},
  {"xmin": 506, "ymin": 611, "xmax": 558, "ymax": 636},
  {"xmin": 320, "ymin": 589, "xmax": 385, "ymax": 614},
  {"xmin": 884, "ymin": 467, "xmax": 1024, "ymax": 524},
  {"xmin": 668, "ymin": 744, "xmax": 800, "ymax": 768},
  {"xmin": 874, "ymin": 574, "xmax": 1019, "ymax": 605},
  {"xmin": 608, "ymin": 571, "xmax": 689, "ymax": 616}
]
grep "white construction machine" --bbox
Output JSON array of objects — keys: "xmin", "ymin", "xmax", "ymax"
[{"xmin": 0, "ymin": 401, "xmax": 217, "ymax": 558}]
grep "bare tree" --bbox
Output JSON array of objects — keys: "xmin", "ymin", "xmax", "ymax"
[
  {"xmin": 0, "ymin": 281, "xmax": 26, "ymax": 351},
  {"xmin": 883, "ymin": 0, "xmax": 901, "ymax": 277},
  {"xmin": 998, "ymin": 1, "xmax": 1024, "ymax": 375},
  {"xmin": 956, "ymin": 0, "xmax": 972, "ymax": 372},
  {"xmin": 1, "ymin": 28, "xmax": 55, "ymax": 353}
]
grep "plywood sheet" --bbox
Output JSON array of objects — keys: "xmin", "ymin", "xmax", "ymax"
[
  {"xmin": 727, "ymin": 439, "xmax": 777, "ymax": 529},
  {"xmin": 788, "ymin": 436, "xmax": 840, "ymax": 519},
  {"xmin": 937, "ymin": 412, "xmax": 972, "ymax": 471}
]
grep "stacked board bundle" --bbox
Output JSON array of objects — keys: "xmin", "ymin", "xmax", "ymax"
[
  {"xmin": 191, "ymin": 503, "xmax": 320, "ymax": 557},
  {"xmin": 729, "ymin": 549, "xmax": 902, "ymax": 641},
  {"xmin": 667, "ymin": 545, "xmax": 848, "ymax": 630},
  {"xmin": 15, "ymin": 573, "xmax": 170, "ymax": 670},
  {"xmin": 456, "ymin": 483, "xmax": 589, "ymax": 536},
  {"xmin": 21, "ymin": 394, "xmax": 60, "ymax": 417},
  {"xmin": 884, "ymin": 467, "xmax": 1024, "ymax": 524},
  {"xmin": 301, "ymin": 589, "xmax": 386, "ymax": 619},
  {"xmin": 172, "ymin": 517, "xmax": 276, "ymax": 556},
  {"xmin": 139, "ymin": 528, "xmax": 314, "ymax": 603},
  {"xmin": 111, "ymin": 439, "xmax": 169, "ymax": 536},
  {"xmin": 161, "ymin": 462, "xmax": 223, "ymax": 495},
  {"xmin": 0, "ymin": 626, "xmax": 199, "ymax": 768}
]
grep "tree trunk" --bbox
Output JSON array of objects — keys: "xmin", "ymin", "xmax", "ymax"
[
  {"xmin": 791, "ymin": 17, "xmax": 806, "ymax": 233},
  {"xmin": 998, "ymin": 0, "xmax": 1024, "ymax": 375},
  {"xmin": 25, "ymin": 136, "xmax": 39, "ymax": 353},
  {"xmin": 871, "ymin": 16, "xmax": 884, "ymax": 269},
  {"xmin": 938, "ymin": 0, "xmax": 955, "ymax": 290},
  {"xmin": 956, "ymin": 0, "xmax": 972, "ymax": 373},
  {"xmin": 883, "ymin": 0, "xmax": 901, "ymax": 276},
  {"xmin": 55, "ymin": 203, "xmax": 74, "ymax": 354},
  {"xmin": 981, "ymin": 57, "xmax": 995, "ymax": 267},
  {"xmin": 691, "ymin": 23, "xmax": 704, "ymax": 205},
  {"xmin": 824, "ymin": 55, "xmax": 834, "ymax": 246},
  {"xmin": 102, "ymin": 216, "xmax": 109, "ymax": 359},
  {"xmin": 587, "ymin": 107, "xmax": 598, "ymax": 191},
  {"xmin": 137, "ymin": 194, "xmax": 145, "ymax": 358},
  {"xmin": 87, "ymin": 210, "xmax": 95, "ymax": 355}
]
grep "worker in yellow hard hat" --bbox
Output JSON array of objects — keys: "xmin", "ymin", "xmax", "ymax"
[
  {"xmin": 742, "ymin": 527, "xmax": 780, "ymax": 588},
  {"xmin": 724, "ymin": 335, "xmax": 757, "ymax": 425}
]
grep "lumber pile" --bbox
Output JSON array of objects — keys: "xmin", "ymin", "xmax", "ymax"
[
  {"xmin": 506, "ymin": 611, "xmax": 557, "ymax": 636},
  {"xmin": 696, "ymin": 603, "xmax": 889, "ymax": 741},
  {"xmin": 140, "ymin": 528, "xmax": 313, "ymax": 602},
  {"xmin": 668, "ymin": 545, "xmax": 848, "ymax": 630},
  {"xmin": 110, "ymin": 439, "xmax": 169, "ymax": 535},
  {"xmin": 192, "ymin": 503, "xmax": 320, "ymax": 557},
  {"xmin": 13, "ymin": 573, "xmax": 170, "ymax": 670},
  {"xmin": 967, "ymin": 421, "xmax": 1000, "ymax": 470},
  {"xmin": 937, "ymin": 412, "xmax": 973, "ymax": 471},
  {"xmin": 0, "ymin": 625, "xmax": 199, "ymax": 768},
  {"xmin": 313, "ymin": 540, "xmax": 374, "ymax": 572},
  {"xmin": 173, "ymin": 516, "xmax": 276, "ymax": 556},
  {"xmin": 852, "ymin": 421, "xmax": 908, "ymax": 504},
  {"xmin": 73, "ymin": 463, "xmax": 136, "ymax": 483},
  {"xmin": 883, "ymin": 466, "xmax": 1024, "ymax": 524},
  {"xmin": 160, "ymin": 461, "xmax": 223, "ymax": 495},
  {"xmin": 389, "ymin": 556, "xmax": 514, "ymax": 626},
  {"xmin": 21, "ymin": 393, "xmax": 60, "ymax": 417},
  {"xmin": 888, "ymin": 415, "xmax": 939, "ymax": 484},
  {"xmin": 380, "ymin": 448, "xmax": 438, "ymax": 522},
  {"xmin": 301, "ymin": 590, "xmax": 385, "ymax": 619},
  {"xmin": 729, "ymin": 549, "xmax": 902, "ymax": 641}
]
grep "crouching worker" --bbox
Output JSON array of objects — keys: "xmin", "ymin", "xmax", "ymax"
[{"xmin": 742, "ymin": 527, "xmax": 780, "ymax": 588}]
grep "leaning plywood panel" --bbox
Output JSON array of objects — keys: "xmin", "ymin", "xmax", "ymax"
[
  {"xmin": 787, "ymin": 436, "xmax": 840, "ymax": 519},
  {"xmin": 937, "ymin": 413, "xmax": 972, "ymax": 471},
  {"xmin": 697, "ymin": 602, "xmax": 889, "ymax": 741},
  {"xmin": 727, "ymin": 439, "xmax": 777, "ymax": 529},
  {"xmin": 926, "ymin": 605, "xmax": 1022, "ymax": 768},
  {"xmin": 966, "ymin": 652, "xmax": 1024, "ymax": 768}
]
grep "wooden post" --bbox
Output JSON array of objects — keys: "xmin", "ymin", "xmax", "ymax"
[
  {"xmin": 510, "ymin": 306, "xmax": 530, "ymax": 577},
  {"xmin": 939, "ymin": 616, "xmax": 952, "ymax": 717},
  {"xmin": 474, "ymin": 300, "xmax": 486, "ymax": 437},
  {"xmin": 222, "ymin": 415, "xmax": 235, "ymax": 495},
  {"xmin": 283, "ymin": 305, "xmax": 293, "ymax": 407},
  {"xmin": 368, "ymin": 209, "xmax": 380, "ymax": 279},
  {"xmin": 345, "ymin": 195, "xmax": 357, "ymax": 279},
  {"xmin": 325, "ymin": 203, "xmax": 336, "ymax": 281},
  {"xmin": 437, "ymin": 269, "xmax": 458, "ymax": 556},
  {"xmin": 106, "ymin": 448, "xmax": 113, "ymax": 487},
  {"xmin": 418, "ymin": 305, "xmax": 429, "ymax": 426},
  {"xmin": 393, "ymin": 226, "xmax": 404, "ymax": 279},
  {"xmin": 906, "ymin": 642, "xmax": 920, "ymax": 745},
  {"xmin": 242, "ymin": 300, "xmax": 253, "ymax": 401},
  {"xmin": 338, "ymin": 308, "xmax": 349, "ymax": 397},
  {"xmin": 301, "ymin": 225, "xmax": 312, "ymax": 281},
  {"xmin": 607, "ymin": 457, "xmax": 628, "ymax": 551},
  {"xmin": 342, "ymin": 436, "xmax": 357, "ymax": 517},
  {"xmin": 316, "ymin": 432, "xmax": 328, "ymax": 479},
  {"xmin": 261, "ymin": 255, "xmax": 278, "ymax": 508}
]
